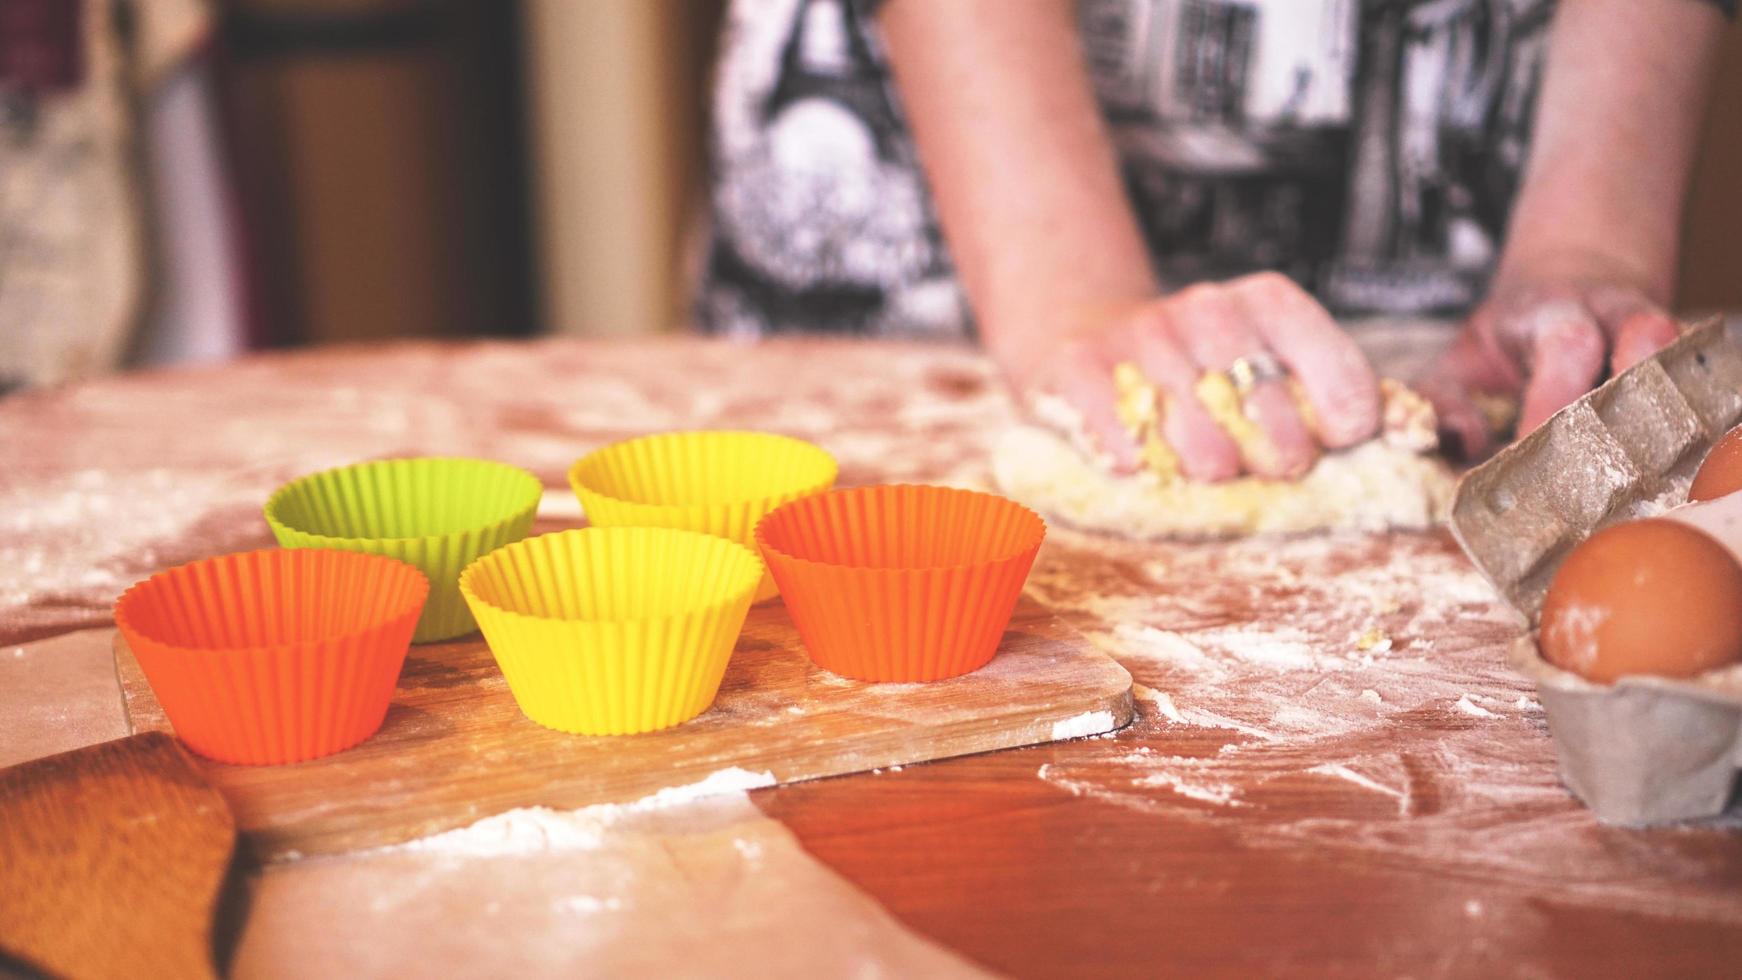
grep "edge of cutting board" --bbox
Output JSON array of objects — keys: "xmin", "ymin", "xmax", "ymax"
[{"xmin": 114, "ymin": 597, "xmax": 1133, "ymax": 861}]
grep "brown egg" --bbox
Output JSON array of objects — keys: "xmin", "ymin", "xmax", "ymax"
[
  {"xmin": 1539, "ymin": 519, "xmax": 1742, "ymax": 683},
  {"xmin": 1690, "ymin": 425, "xmax": 1742, "ymax": 502}
]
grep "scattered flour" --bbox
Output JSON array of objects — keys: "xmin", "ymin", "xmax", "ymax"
[
  {"xmin": 0, "ymin": 468, "xmax": 241, "ymax": 615},
  {"xmin": 557, "ymin": 895, "xmax": 625, "ymax": 914},
  {"xmin": 1131, "ymin": 770, "xmax": 1244, "ymax": 807},
  {"xmin": 1023, "ymin": 525, "xmax": 1742, "ymax": 924},
  {"xmin": 397, "ymin": 807, "xmax": 614, "ymax": 857},
  {"xmin": 1309, "ymin": 763, "xmax": 1410, "ymax": 816},
  {"xmin": 637, "ymin": 766, "xmax": 776, "ymax": 807},
  {"xmin": 1539, "ymin": 603, "xmax": 1608, "ymax": 674},
  {"xmin": 1051, "ymin": 710, "xmax": 1117, "ymax": 741},
  {"xmin": 1454, "ymin": 695, "xmax": 1500, "ymax": 719},
  {"xmin": 397, "ymin": 768, "xmax": 776, "ymax": 858},
  {"xmin": 1132, "ymin": 684, "xmax": 1184, "ymax": 723},
  {"xmin": 2, "ymin": 338, "xmax": 1008, "ymax": 645},
  {"xmin": 13, "ymin": 337, "xmax": 1738, "ymax": 930}
]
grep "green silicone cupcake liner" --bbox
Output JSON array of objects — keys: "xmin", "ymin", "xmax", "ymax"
[{"xmin": 265, "ymin": 457, "xmax": 543, "ymax": 642}]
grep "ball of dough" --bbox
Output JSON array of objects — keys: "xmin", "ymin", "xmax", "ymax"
[{"xmin": 1540, "ymin": 519, "xmax": 1742, "ymax": 683}]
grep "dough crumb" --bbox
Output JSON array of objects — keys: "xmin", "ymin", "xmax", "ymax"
[
  {"xmin": 1454, "ymin": 695, "xmax": 1499, "ymax": 719},
  {"xmin": 1354, "ymin": 627, "xmax": 1393, "ymax": 653}
]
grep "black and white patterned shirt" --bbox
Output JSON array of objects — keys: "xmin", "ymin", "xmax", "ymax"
[{"xmin": 698, "ymin": 0, "xmax": 1730, "ymax": 339}]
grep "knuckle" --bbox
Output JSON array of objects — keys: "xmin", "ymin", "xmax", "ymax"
[
  {"xmin": 1059, "ymin": 338, "xmax": 1107, "ymax": 374},
  {"xmin": 1242, "ymin": 270, "xmax": 1298, "ymax": 301},
  {"xmin": 1630, "ymin": 312, "xmax": 1680, "ymax": 342},
  {"xmin": 1546, "ymin": 319, "xmax": 1606, "ymax": 360},
  {"xmin": 1167, "ymin": 283, "xmax": 1216, "ymax": 312},
  {"xmin": 1130, "ymin": 302, "xmax": 1173, "ymax": 338},
  {"xmin": 1169, "ymin": 282, "xmax": 1236, "ymax": 316}
]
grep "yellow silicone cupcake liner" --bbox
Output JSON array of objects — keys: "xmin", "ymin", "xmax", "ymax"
[
  {"xmin": 568, "ymin": 431, "xmax": 836, "ymax": 602},
  {"xmin": 265, "ymin": 457, "xmax": 542, "ymax": 642},
  {"xmin": 459, "ymin": 526, "xmax": 762, "ymax": 735}
]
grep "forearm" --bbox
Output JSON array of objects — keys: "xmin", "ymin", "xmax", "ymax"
[
  {"xmin": 1500, "ymin": 0, "xmax": 1727, "ymax": 301},
  {"xmin": 877, "ymin": 0, "xmax": 1154, "ymax": 381}
]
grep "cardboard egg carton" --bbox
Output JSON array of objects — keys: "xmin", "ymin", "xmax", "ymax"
[{"xmin": 1450, "ymin": 314, "xmax": 1742, "ymax": 825}]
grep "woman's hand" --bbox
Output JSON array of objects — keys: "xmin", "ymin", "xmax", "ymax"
[
  {"xmin": 1418, "ymin": 0, "xmax": 1724, "ymax": 458},
  {"xmin": 1420, "ymin": 271, "xmax": 1680, "ymax": 459},
  {"xmin": 1009, "ymin": 272, "xmax": 1382, "ymax": 481},
  {"xmin": 878, "ymin": 2, "xmax": 1379, "ymax": 481},
  {"xmin": 878, "ymin": 1, "xmax": 1376, "ymax": 483}
]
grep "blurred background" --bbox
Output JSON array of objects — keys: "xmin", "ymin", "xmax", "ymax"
[
  {"xmin": 0, "ymin": 0, "xmax": 1738, "ymax": 392},
  {"xmin": 1, "ymin": 0, "xmax": 723, "ymax": 392}
]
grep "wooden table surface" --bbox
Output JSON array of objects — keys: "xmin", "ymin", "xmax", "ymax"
[{"xmin": 3, "ymin": 336, "xmax": 1740, "ymax": 977}]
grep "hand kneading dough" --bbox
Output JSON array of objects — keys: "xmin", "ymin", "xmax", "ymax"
[{"xmin": 994, "ymin": 380, "xmax": 1455, "ymax": 539}]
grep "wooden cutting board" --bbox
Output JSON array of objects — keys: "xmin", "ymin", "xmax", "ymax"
[{"xmin": 115, "ymin": 597, "xmax": 1132, "ymax": 862}]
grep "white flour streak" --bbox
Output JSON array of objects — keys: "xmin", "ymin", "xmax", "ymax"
[
  {"xmin": 1133, "ymin": 684, "xmax": 1183, "ymax": 723},
  {"xmin": 398, "ymin": 807, "xmax": 612, "ymax": 857},
  {"xmin": 1100, "ymin": 624, "xmax": 1222, "ymax": 674},
  {"xmin": 1131, "ymin": 770, "xmax": 1244, "ymax": 807},
  {"xmin": 1041, "ymin": 748, "xmax": 1246, "ymax": 808},
  {"xmin": 1455, "ymin": 695, "xmax": 1500, "ymax": 719},
  {"xmin": 556, "ymin": 895, "xmax": 625, "ymax": 915},
  {"xmin": 396, "ymin": 767, "xmax": 777, "ymax": 858},
  {"xmin": 638, "ymin": 767, "xmax": 776, "ymax": 807},
  {"xmin": 1541, "ymin": 603, "xmax": 1608, "ymax": 673},
  {"xmin": 1052, "ymin": 711, "xmax": 1117, "ymax": 741},
  {"xmin": 1310, "ymin": 763, "xmax": 1409, "ymax": 815}
]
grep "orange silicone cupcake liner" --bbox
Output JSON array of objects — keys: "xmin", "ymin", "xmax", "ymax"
[
  {"xmin": 113, "ymin": 548, "xmax": 429, "ymax": 765},
  {"xmin": 754, "ymin": 484, "xmax": 1046, "ymax": 682}
]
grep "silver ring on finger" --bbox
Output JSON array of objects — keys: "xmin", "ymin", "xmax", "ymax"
[{"xmin": 1224, "ymin": 351, "xmax": 1288, "ymax": 397}]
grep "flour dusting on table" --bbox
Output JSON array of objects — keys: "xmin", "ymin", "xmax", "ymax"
[
  {"xmin": 0, "ymin": 338, "xmax": 1005, "ymax": 643},
  {"xmin": 238, "ymin": 777, "xmax": 991, "ymax": 977},
  {"xmin": 395, "ymin": 767, "xmax": 778, "ymax": 858},
  {"xmin": 1027, "ymin": 525, "xmax": 1741, "ymax": 923},
  {"xmin": 9, "ymin": 334, "xmax": 1740, "ymax": 937}
]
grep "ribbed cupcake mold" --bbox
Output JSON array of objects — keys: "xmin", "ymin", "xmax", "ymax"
[
  {"xmin": 265, "ymin": 457, "xmax": 542, "ymax": 642},
  {"xmin": 755, "ymin": 485, "xmax": 1046, "ymax": 682},
  {"xmin": 458, "ymin": 526, "xmax": 762, "ymax": 735},
  {"xmin": 568, "ymin": 431, "xmax": 837, "ymax": 602},
  {"xmin": 113, "ymin": 548, "xmax": 429, "ymax": 765}
]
